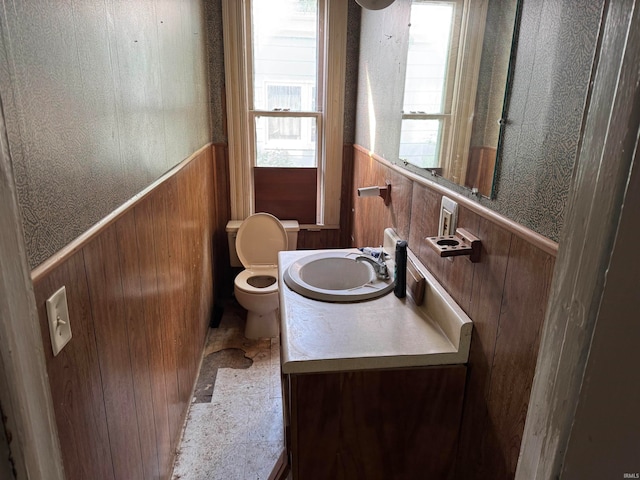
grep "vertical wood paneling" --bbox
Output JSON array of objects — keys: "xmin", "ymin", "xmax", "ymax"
[
  {"xmin": 351, "ymin": 148, "xmax": 413, "ymax": 248},
  {"xmin": 134, "ymin": 196, "xmax": 173, "ymax": 478},
  {"xmin": 408, "ymin": 182, "xmax": 441, "ymax": 265},
  {"xmin": 254, "ymin": 167, "xmax": 318, "ymax": 224},
  {"xmin": 83, "ymin": 225, "xmax": 145, "ymax": 480},
  {"xmin": 350, "ymin": 147, "xmax": 557, "ymax": 480},
  {"xmin": 32, "ymin": 252, "xmax": 115, "ymax": 480},
  {"xmin": 465, "ymin": 146, "xmax": 497, "ymax": 196},
  {"xmin": 116, "ymin": 213, "xmax": 160, "ymax": 479},
  {"xmin": 296, "ymin": 229, "xmax": 342, "ymax": 250},
  {"xmin": 434, "ymin": 207, "xmax": 480, "ymax": 313},
  {"xmin": 198, "ymin": 146, "xmax": 215, "ymax": 343},
  {"xmin": 165, "ymin": 177, "xmax": 193, "ymax": 408},
  {"xmin": 455, "ymin": 217, "xmax": 512, "ymax": 479},
  {"xmin": 150, "ymin": 189, "xmax": 183, "ymax": 448},
  {"xmin": 176, "ymin": 164, "xmax": 198, "ymax": 393},
  {"xmin": 484, "ymin": 236, "xmax": 554, "ymax": 477},
  {"xmin": 340, "ymin": 144, "xmax": 355, "ymax": 247},
  {"xmin": 33, "ymin": 147, "xmax": 215, "ymax": 480}
]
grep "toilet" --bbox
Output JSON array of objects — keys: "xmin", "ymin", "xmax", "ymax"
[{"xmin": 226, "ymin": 214, "xmax": 299, "ymax": 339}]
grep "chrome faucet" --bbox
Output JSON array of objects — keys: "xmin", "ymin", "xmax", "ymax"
[{"xmin": 355, "ymin": 254, "xmax": 389, "ymax": 280}]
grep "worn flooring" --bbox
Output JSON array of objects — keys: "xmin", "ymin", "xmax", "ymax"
[{"xmin": 171, "ymin": 300, "xmax": 284, "ymax": 480}]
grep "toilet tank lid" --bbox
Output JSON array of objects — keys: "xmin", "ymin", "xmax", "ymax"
[{"xmin": 226, "ymin": 219, "xmax": 299, "ymax": 233}]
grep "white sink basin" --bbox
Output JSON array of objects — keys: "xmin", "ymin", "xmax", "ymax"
[{"xmin": 283, "ymin": 251, "xmax": 395, "ymax": 302}]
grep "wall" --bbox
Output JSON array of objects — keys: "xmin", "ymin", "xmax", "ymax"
[
  {"xmin": 351, "ymin": 147, "xmax": 556, "ymax": 479},
  {"xmin": 356, "ymin": 0, "xmax": 604, "ymax": 242},
  {"xmin": 560, "ymin": 144, "xmax": 640, "ymax": 479},
  {"xmin": 0, "ymin": 0, "xmax": 210, "ymax": 269},
  {"xmin": 355, "ymin": 1, "xmax": 409, "ymax": 167},
  {"xmin": 31, "ymin": 147, "xmax": 215, "ymax": 480}
]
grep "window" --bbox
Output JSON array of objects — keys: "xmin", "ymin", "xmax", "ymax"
[
  {"xmin": 399, "ymin": 0, "xmax": 489, "ymax": 184},
  {"xmin": 400, "ymin": 1, "xmax": 463, "ymax": 169},
  {"xmin": 223, "ymin": 0, "xmax": 347, "ymax": 225}
]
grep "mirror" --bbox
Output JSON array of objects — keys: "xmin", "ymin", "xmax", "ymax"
[{"xmin": 361, "ymin": 0, "xmax": 521, "ymax": 198}]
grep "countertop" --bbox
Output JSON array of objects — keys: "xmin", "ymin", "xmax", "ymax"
[{"xmin": 278, "ymin": 248, "xmax": 473, "ymax": 374}]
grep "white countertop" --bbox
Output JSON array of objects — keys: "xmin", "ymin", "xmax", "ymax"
[{"xmin": 278, "ymin": 248, "xmax": 473, "ymax": 374}]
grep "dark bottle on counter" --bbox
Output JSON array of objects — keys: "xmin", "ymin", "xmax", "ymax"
[{"xmin": 394, "ymin": 240, "xmax": 407, "ymax": 298}]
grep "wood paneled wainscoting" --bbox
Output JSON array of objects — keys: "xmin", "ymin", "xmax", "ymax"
[
  {"xmin": 31, "ymin": 145, "xmax": 217, "ymax": 480},
  {"xmin": 350, "ymin": 145, "xmax": 557, "ymax": 480}
]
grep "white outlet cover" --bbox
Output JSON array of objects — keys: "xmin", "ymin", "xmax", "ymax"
[
  {"xmin": 439, "ymin": 196, "xmax": 458, "ymax": 236},
  {"xmin": 46, "ymin": 286, "xmax": 72, "ymax": 356}
]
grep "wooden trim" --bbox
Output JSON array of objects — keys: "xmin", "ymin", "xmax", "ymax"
[
  {"xmin": 267, "ymin": 448, "xmax": 288, "ymax": 480},
  {"xmin": 353, "ymin": 144, "xmax": 559, "ymax": 256},
  {"xmin": 445, "ymin": 0, "xmax": 488, "ymax": 184},
  {"xmin": 321, "ymin": 0, "xmax": 348, "ymax": 226},
  {"xmin": 298, "ymin": 224, "xmax": 340, "ymax": 230},
  {"xmin": 222, "ymin": 0, "xmax": 253, "ymax": 219},
  {"xmin": 31, "ymin": 143, "xmax": 212, "ymax": 283}
]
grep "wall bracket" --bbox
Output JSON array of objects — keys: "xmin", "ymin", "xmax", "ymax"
[{"xmin": 425, "ymin": 228, "xmax": 481, "ymax": 262}]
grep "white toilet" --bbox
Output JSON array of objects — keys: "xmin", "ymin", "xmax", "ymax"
[{"xmin": 226, "ymin": 214, "xmax": 299, "ymax": 339}]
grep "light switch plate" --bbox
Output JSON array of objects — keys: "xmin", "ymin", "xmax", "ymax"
[
  {"xmin": 46, "ymin": 286, "xmax": 72, "ymax": 356},
  {"xmin": 438, "ymin": 196, "xmax": 458, "ymax": 236}
]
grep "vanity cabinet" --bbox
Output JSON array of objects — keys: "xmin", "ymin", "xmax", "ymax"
[{"xmin": 282, "ymin": 365, "xmax": 467, "ymax": 480}]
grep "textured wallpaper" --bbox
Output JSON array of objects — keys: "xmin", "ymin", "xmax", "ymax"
[
  {"xmin": 205, "ymin": 0, "xmax": 227, "ymax": 144},
  {"xmin": 0, "ymin": 0, "xmax": 210, "ymax": 268},
  {"xmin": 355, "ymin": 0, "xmax": 605, "ymax": 242}
]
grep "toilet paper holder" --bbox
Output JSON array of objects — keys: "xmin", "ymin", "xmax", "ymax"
[{"xmin": 357, "ymin": 181, "xmax": 391, "ymax": 205}]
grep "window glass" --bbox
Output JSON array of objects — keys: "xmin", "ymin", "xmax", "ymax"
[
  {"xmin": 401, "ymin": 1, "xmax": 457, "ymax": 169},
  {"xmin": 402, "ymin": 3, "xmax": 454, "ymax": 114},
  {"xmin": 255, "ymin": 116, "xmax": 317, "ymax": 167},
  {"xmin": 251, "ymin": 0, "xmax": 318, "ymax": 111},
  {"xmin": 399, "ymin": 119, "xmax": 441, "ymax": 168},
  {"xmin": 267, "ymin": 86, "xmax": 302, "ymax": 140}
]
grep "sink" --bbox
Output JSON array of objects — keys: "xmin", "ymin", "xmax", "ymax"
[{"xmin": 283, "ymin": 250, "xmax": 395, "ymax": 302}]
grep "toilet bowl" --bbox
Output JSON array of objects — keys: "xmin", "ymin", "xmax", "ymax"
[{"xmin": 230, "ymin": 213, "xmax": 294, "ymax": 339}]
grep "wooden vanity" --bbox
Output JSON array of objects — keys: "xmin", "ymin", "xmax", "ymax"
[
  {"xmin": 283, "ymin": 365, "xmax": 466, "ymax": 479},
  {"xmin": 278, "ymin": 248, "xmax": 473, "ymax": 479}
]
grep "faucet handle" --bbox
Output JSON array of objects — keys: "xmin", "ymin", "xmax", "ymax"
[{"xmin": 355, "ymin": 254, "xmax": 389, "ymax": 280}]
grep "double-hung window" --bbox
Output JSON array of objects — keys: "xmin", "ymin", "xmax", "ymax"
[
  {"xmin": 399, "ymin": 0, "xmax": 487, "ymax": 184},
  {"xmin": 400, "ymin": 1, "xmax": 462, "ymax": 169},
  {"xmin": 223, "ymin": 0, "xmax": 347, "ymax": 226}
]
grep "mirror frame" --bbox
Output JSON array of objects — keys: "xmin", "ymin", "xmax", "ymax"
[{"xmin": 488, "ymin": 0, "xmax": 523, "ymax": 198}]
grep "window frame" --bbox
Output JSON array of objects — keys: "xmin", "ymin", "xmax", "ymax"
[{"xmin": 222, "ymin": 0, "xmax": 347, "ymax": 226}]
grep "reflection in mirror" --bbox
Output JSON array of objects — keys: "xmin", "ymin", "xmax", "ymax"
[{"xmin": 397, "ymin": 0, "xmax": 519, "ymax": 197}]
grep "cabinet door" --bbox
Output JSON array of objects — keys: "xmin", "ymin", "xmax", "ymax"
[{"xmin": 289, "ymin": 365, "xmax": 466, "ymax": 480}]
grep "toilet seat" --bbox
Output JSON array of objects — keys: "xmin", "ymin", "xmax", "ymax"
[
  {"xmin": 235, "ymin": 267, "xmax": 279, "ymax": 295},
  {"xmin": 236, "ymin": 213, "xmax": 288, "ymax": 268}
]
